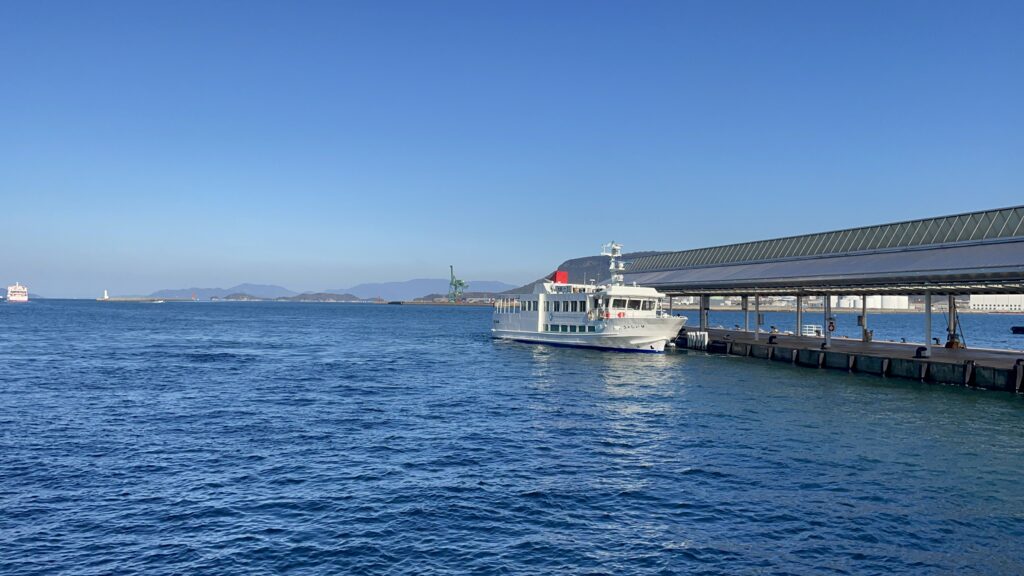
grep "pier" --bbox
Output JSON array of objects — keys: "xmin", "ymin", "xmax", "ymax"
[
  {"xmin": 677, "ymin": 327, "xmax": 1024, "ymax": 393},
  {"xmin": 624, "ymin": 206, "xmax": 1024, "ymax": 393}
]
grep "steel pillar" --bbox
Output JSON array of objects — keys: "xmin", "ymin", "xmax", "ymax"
[
  {"xmin": 700, "ymin": 295, "xmax": 710, "ymax": 330},
  {"xmin": 795, "ymin": 295, "xmax": 803, "ymax": 336},
  {"xmin": 947, "ymin": 294, "xmax": 956, "ymax": 340},
  {"xmin": 923, "ymin": 292, "xmax": 933, "ymax": 358},
  {"xmin": 824, "ymin": 296, "xmax": 832, "ymax": 349},
  {"xmin": 754, "ymin": 294, "xmax": 761, "ymax": 341},
  {"xmin": 742, "ymin": 295, "xmax": 749, "ymax": 332},
  {"xmin": 861, "ymin": 294, "xmax": 869, "ymax": 342}
]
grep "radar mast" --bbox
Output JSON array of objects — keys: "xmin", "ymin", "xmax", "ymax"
[{"xmin": 601, "ymin": 241, "xmax": 625, "ymax": 285}]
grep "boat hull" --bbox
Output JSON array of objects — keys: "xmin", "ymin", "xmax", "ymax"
[{"xmin": 492, "ymin": 317, "xmax": 685, "ymax": 353}]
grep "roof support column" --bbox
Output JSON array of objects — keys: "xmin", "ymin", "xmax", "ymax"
[
  {"xmin": 823, "ymin": 295, "xmax": 832, "ymax": 349},
  {"xmin": 861, "ymin": 295, "xmax": 869, "ymax": 342},
  {"xmin": 754, "ymin": 294, "xmax": 761, "ymax": 341},
  {"xmin": 947, "ymin": 294, "xmax": 957, "ymax": 346},
  {"xmin": 923, "ymin": 292, "xmax": 933, "ymax": 358},
  {"xmin": 796, "ymin": 295, "xmax": 803, "ymax": 337},
  {"xmin": 700, "ymin": 295, "xmax": 709, "ymax": 330},
  {"xmin": 742, "ymin": 296, "xmax": 749, "ymax": 332}
]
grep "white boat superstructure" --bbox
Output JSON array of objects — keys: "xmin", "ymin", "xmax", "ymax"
[
  {"xmin": 491, "ymin": 242, "xmax": 686, "ymax": 352},
  {"xmin": 6, "ymin": 282, "xmax": 29, "ymax": 303}
]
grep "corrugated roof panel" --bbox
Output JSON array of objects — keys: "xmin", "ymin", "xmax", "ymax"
[
  {"xmin": 629, "ymin": 206, "xmax": 1024, "ymax": 274},
  {"xmin": 625, "ymin": 239, "xmax": 1024, "ymax": 294},
  {"xmin": 1011, "ymin": 208, "xmax": 1024, "ymax": 236}
]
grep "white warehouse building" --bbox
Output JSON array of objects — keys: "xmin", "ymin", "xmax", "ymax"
[
  {"xmin": 969, "ymin": 294, "xmax": 1024, "ymax": 312},
  {"xmin": 830, "ymin": 295, "xmax": 910, "ymax": 310}
]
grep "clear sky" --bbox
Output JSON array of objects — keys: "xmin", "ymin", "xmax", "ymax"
[{"xmin": 2, "ymin": 0, "xmax": 1022, "ymax": 297}]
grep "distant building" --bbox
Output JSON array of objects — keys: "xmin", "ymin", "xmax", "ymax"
[
  {"xmin": 969, "ymin": 294, "xmax": 1024, "ymax": 312},
  {"xmin": 829, "ymin": 295, "xmax": 909, "ymax": 310},
  {"xmin": 671, "ymin": 296, "xmax": 698, "ymax": 306}
]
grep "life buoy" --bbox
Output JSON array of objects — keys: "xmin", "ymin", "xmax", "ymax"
[
  {"xmin": 604, "ymin": 312, "xmax": 611, "ymax": 319},
  {"xmin": 617, "ymin": 312, "xmax": 625, "ymax": 318}
]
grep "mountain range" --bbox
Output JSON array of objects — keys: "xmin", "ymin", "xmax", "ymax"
[
  {"xmin": 325, "ymin": 279, "xmax": 516, "ymax": 301},
  {"xmin": 150, "ymin": 279, "xmax": 517, "ymax": 301},
  {"xmin": 150, "ymin": 284, "xmax": 298, "ymax": 300},
  {"xmin": 145, "ymin": 253, "xmax": 661, "ymax": 302}
]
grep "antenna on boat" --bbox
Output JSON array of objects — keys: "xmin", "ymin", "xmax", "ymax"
[{"xmin": 601, "ymin": 241, "xmax": 625, "ymax": 285}]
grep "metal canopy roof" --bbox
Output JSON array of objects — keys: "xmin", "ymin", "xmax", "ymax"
[{"xmin": 624, "ymin": 206, "xmax": 1024, "ymax": 295}]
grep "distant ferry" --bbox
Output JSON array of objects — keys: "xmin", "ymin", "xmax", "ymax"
[
  {"xmin": 6, "ymin": 282, "xmax": 29, "ymax": 303},
  {"xmin": 491, "ymin": 243, "xmax": 686, "ymax": 352}
]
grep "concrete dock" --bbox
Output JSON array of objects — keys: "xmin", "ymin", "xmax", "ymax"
[{"xmin": 677, "ymin": 327, "xmax": 1024, "ymax": 393}]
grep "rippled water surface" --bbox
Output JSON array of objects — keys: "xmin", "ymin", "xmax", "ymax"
[{"xmin": 2, "ymin": 301, "xmax": 1023, "ymax": 574}]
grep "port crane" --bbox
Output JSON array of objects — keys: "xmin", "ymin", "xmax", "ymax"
[{"xmin": 448, "ymin": 266, "xmax": 467, "ymax": 303}]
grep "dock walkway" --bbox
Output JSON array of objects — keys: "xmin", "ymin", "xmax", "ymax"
[{"xmin": 679, "ymin": 327, "xmax": 1024, "ymax": 393}]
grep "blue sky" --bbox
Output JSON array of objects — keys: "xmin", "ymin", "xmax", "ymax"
[{"xmin": 2, "ymin": 0, "xmax": 1022, "ymax": 297}]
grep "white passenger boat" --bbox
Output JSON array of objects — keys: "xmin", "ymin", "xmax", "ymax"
[
  {"xmin": 491, "ymin": 243, "xmax": 686, "ymax": 352},
  {"xmin": 6, "ymin": 282, "xmax": 29, "ymax": 303}
]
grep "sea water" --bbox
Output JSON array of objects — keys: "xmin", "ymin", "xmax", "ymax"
[{"xmin": 1, "ymin": 301, "xmax": 1022, "ymax": 574}]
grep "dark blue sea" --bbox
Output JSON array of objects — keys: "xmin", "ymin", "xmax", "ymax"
[{"xmin": 2, "ymin": 301, "xmax": 1023, "ymax": 575}]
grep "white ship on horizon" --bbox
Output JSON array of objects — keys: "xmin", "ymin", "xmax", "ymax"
[
  {"xmin": 6, "ymin": 282, "xmax": 29, "ymax": 303},
  {"xmin": 491, "ymin": 243, "xmax": 686, "ymax": 353}
]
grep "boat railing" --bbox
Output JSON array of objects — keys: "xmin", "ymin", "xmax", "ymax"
[{"xmin": 801, "ymin": 324, "xmax": 823, "ymax": 337}]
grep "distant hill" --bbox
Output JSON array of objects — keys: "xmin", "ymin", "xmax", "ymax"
[
  {"xmin": 151, "ymin": 284, "xmax": 297, "ymax": 300},
  {"xmin": 148, "ymin": 279, "xmax": 517, "ymax": 302},
  {"xmin": 508, "ymin": 251, "xmax": 665, "ymax": 293},
  {"xmin": 278, "ymin": 292, "xmax": 362, "ymax": 302},
  {"xmin": 327, "ymin": 279, "xmax": 516, "ymax": 301},
  {"xmin": 214, "ymin": 292, "xmax": 365, "ymax": 302},
  {"xmin": 218, "ymin": 293, "xmax": 264, "ymax": 301}
]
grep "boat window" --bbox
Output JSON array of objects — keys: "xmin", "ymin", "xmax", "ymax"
[
  {"xmin": 569, "ymin": 325, "xmax": 577, "ymax": 333},
  {"xmin": 628, "ymin": 299, "xmax": 642, "ymax": 310},
  {"xmin": 612, "ymin": 298, "xmax": 627, "ymax": 309},
  {"xmin": 588, "ymin": 326, "xmax": 596, "ymax": 332},
  {"xmin": 570, "ymin": 301, "xmax": 578, "ymax": 313},
  {"xmin": 641, "ymin": 300, "xmax": 654, "ymax": 311}
]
